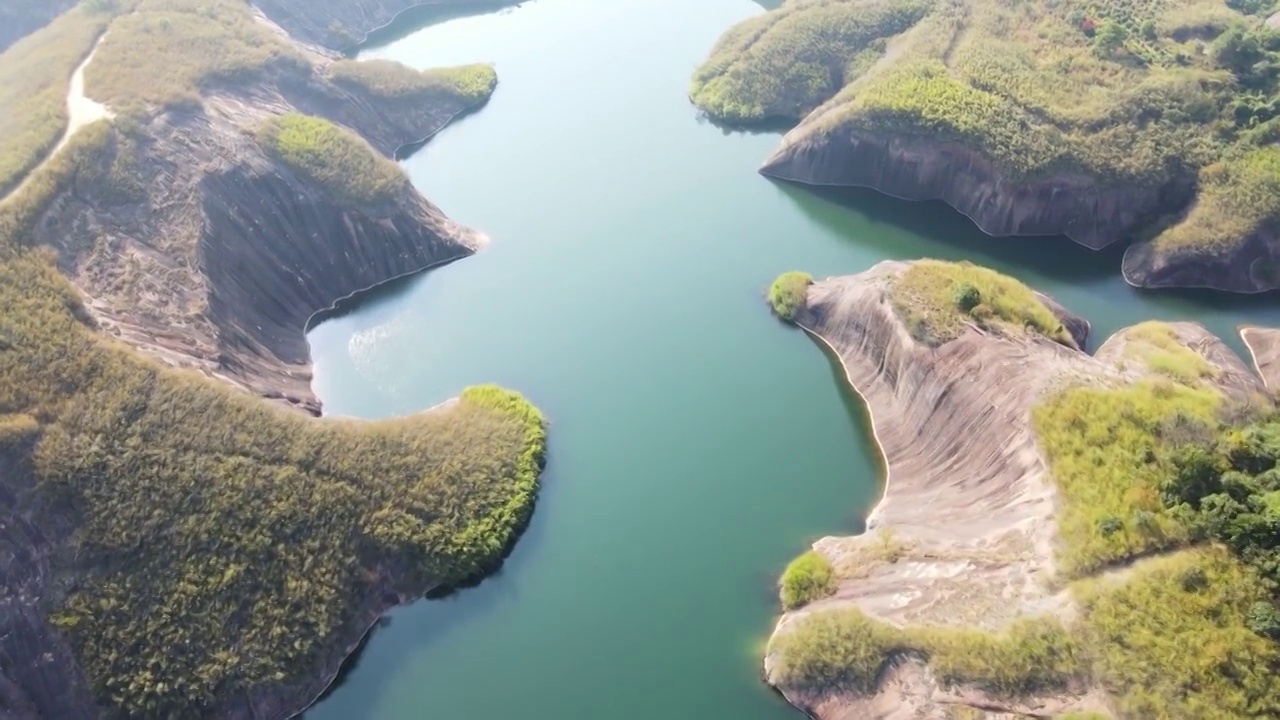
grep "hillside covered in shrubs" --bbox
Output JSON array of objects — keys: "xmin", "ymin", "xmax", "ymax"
[{"xmin": 694, "ymin": 0, "xmax": 1280, "ymax": 291}]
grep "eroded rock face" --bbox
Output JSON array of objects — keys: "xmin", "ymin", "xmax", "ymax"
[
  {"xmin": 1122, "ymin": 231, "xmax": 1280, "ymax": 294},
  {"xmin": 30, "ymin": 58, "xmax": 484, "ymax": 415},
  {"xmin": 766, "ymin": 261, "xmax": 1266, "ymax": 719},
  {"xmin": 761, "ymin": 128, "xmax": 1194, "ymax": 252}
]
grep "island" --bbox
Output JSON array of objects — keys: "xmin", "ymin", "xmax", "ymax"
[
  {"xmin": 695, "ymin": 0, "xmax": 1280, "ymax": 293},
  {"xmin": 0, "ymin": 0, "xmax": 543, "ymax": 717},
  {"xmin": 763, "ymin": 259, "xmax": 1280, "ymax": 718}
]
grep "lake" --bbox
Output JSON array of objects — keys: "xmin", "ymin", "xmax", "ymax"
[{"xmin": 304, "ymin": 1, "xmax": 1277, "ymax": 717}]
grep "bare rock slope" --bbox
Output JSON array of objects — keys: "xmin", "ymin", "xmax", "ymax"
[{"xmin": 766, "ymin": 261, "xmax": 1266, "ymax": 719}]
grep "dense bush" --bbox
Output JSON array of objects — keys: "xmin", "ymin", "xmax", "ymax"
[
  {"xmin": 257, "ymin": 113, "xmax": 409, "ymax": 206},
  {"xmin": 1033, "ymin": 377, "xmax": 1220, "ymax": 575},
  {"xmin": 779, "ymin": 550, "xmax": 836, "ymax": 609},
  {"xmin": 689, "ymin": 0, "xmax": 931, "ymax": 123},
  {"xmin": 330, "ymin": 59, "xmax": 498, "ymax": 107},
  {"xmin": 768, "ymin": 271, "xmax": 813, "ymax": 323},
  {"xmin": 1163, "ymin": 414, "xmax": 1280, "ymax": 583},
  {"xmin": 1075, "ymin": 548, "xmax": 1280, "ymax": 718},
  {"xmin": 888, "ymin": 260, "xmax": 1073, "ymax": 347}
]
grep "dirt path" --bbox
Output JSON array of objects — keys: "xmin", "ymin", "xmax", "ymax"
[
  {"xmin": 57, "ymin": 33, "xmax": 112, "ymax": 153},
  {"xmin": 3, "ymin": 32, "xmax": 112, "ymax": 203}
]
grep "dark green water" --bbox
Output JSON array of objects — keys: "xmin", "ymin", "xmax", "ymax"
[{"xmin": 304, "ymin": 1, "xmax": 1277, "ymax": 717}]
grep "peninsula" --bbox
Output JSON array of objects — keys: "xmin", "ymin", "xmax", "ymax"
[
  {"xmin": 695, "ymin": 0, "xmax": 1280, "ymax": 293},
  {"xmin": 0, "ymin": 0, "xmax": 543, "ymax": 717},
  {"xmin": 763, "ymin": 259, "xmax": 1280, "ymax": 718}
]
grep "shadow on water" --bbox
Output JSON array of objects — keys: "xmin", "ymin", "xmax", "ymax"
[
  {"xmin": 777, "ymin": 181, "xmax": 1127, "ymax": 285},
  {"xmin": 313, "ymin": 615, "xmax": 396, "ymax": 705},
  {"xmin": 355, "ymin": 0, "xmax": 524, "ymax": 53}
]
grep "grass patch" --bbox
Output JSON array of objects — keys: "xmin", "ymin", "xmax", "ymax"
[
  {"xmin": 1123, "ymin": 321, "xmax": 1218, "ymax": 384},
  {"xmin": 330, "ymin": 59, "xmax": 498, "ymax": 107},
  {"xmin": 780, "ymin": 550, "xmax": 836, "ymax": 609},
  {"xmin": 85, "ymin": 0, "xmax": 303, "ymax": 113},
  {"xmin": 0, "ymin": 4, "xmax": 112, "ymax": 197},
  {"xmin": 256, "ymin": 113, "xmax": 408, "ymax": 206},
  {"xmin": 888, "ymin": 260, "xmax": 1074, "ymax": 347},
  {"xmin": 1075, "ymin": 547, "xmax": 1280, "ymax": 718},
  {"xmin": 768, "ymin": 271, "xmax": 813, "ymax": 323},
  {"xmin": 769, "ymin": 608, "xmax": 1086, "ymax": 697},
  {"xmin": 1033, "ymin": 379, "xmax": 1221, "ymax": 576}
]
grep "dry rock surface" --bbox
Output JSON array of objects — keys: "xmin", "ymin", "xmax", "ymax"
[{"xmin": 766, "ymin": 260, "xmax": 1269, "ymax": 719}]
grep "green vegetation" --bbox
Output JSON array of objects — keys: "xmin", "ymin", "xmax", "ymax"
[
  {"xmin": 769, "ymin": 608, "xmax": 1086, "ymax": 696},
  {"xmin": 888, "ymin": 260, "xmax": 1074, "ymax": 347},
  {"xmin": 329, "ymin": 59, "xmax": 498, "ymax": 107},
  {"xmin": 768, "ymin": 271, "xmax": 813, "ymax": 323},
  {"xmin": 1033, "ymin": 378, "xmax": 1220, "ymax": 576},
  {"xmin": 779, "ymin": 550, "xmax": 836, "ymax": 609},
  {"xmin": 0, "ymin": 166, "xmax": 547, "ymax": 712},
  {"xmin": 257, "ymin": 113, "xmax": 408, "ymax": 206},
  {"xmin": 1164, "ymin": 414, "xmax": 1280, "ymax": 582},
  {"xmin": 690, "ymin": 0, "xmax": 932, "ymax": 122},
  {"xmin": 84, "ymin": 0, "xmax": 302, "ymax": 113},
  {"xmin": 0, "ymin": 57, "xmax": 543, "ymax": 718},
  {"xmin": 1075, "ymin": 548, "xmax": 1280, "ymax": 718},
  {"xmin": 0, "ymin": 4, "xmax": 111, "ymax": 197},
  {"xmin": 1154, "ymin": 145, "xmax": 1280, "ymax": 253},
  {"xmin": 693, "ymin": 0, "xmax": 1280, "ymax": 251}
]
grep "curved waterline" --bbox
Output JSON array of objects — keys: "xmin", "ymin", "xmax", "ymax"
[{"xmin": 304, "ymin": 1, "xmax": 1280, "ymax": 718}]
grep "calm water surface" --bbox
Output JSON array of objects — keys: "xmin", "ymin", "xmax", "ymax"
[{"xmin": 306, "ymin": 1, "xmax": 1278, "ymax": 717}]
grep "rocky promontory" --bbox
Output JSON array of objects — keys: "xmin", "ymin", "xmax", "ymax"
[
  {"xmin": 761, "ymin": 127, "xmax": 1189, "ymax": 252},
  {"xmin": 693, "ymin": 0, "xmax": 1280, "ymax": 293},
  {"xmin": 764, "ymin": 260, "xmax": 1271, "ymax": 719}
]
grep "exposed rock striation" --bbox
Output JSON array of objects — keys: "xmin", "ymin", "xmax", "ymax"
[
  {"xmin": 1242, "ymin": 326, "xmax": 1280, "ymax": 390},
  {"xmin": 766, "ymin": 260, "xmax": 1266, "ymax": 719},
  {"xmin": 761, "ymin": 127, "xmax": 1193, "ymax": 252},
  {"xmin": 31, "ymin": 50, "xmax": 486, "ymax": 415}
]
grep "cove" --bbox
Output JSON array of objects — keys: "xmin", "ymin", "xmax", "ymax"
[{"xmin": 303, "ymin": 0, "xmax": 1279, "ymax": 718}]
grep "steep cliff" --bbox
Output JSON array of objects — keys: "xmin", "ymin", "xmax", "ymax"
[
  {"xmin": 694, "ymin": 0, "xmax": 1280, "ymax": 293},
  {"xmin": 29, "ymin": 33, "xmax": 492, "ymax": 414},
  {"xmin": 761, "ymin": 127, "xmax": 1192, "ymax": 252},
  {"xmin": 764, "ymin": 260, "xmax": 1270, "ymax": 719}
]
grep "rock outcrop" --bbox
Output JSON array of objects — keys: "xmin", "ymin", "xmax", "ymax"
[
  {"xmin": 1122, "ymin": 230, "xmax": 1280, "ymax": 294},
  {"xmin": 765, "ymin": 261, "xmax": 1266, "ymax": 719},
  {"xmin": 761, "ymin": 128, "xmax": 1192, "ymax": 252},
  {"xmin": 1243, "ymin": 326, "xmax": 1280, "ymax": 390},
  {"xmin": 31, "ymin": 40, "xmax": 486, "ymax": 415}
]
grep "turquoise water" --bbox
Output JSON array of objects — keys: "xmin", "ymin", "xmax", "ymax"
[{"xmin": 304, "ymin": 1, "xmax": 1277, "ymax": 717}]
